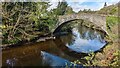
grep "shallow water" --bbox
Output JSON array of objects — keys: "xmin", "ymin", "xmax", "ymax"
[{"xmin": 2, "ymin": 23, "xmax": 107, "ymax": 67}]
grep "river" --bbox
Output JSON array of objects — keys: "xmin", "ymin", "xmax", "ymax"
[{"xmin": 2, "ymin": 22, "xmax": 107, "ymax": 67}]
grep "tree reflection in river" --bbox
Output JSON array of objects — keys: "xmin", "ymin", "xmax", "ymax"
[{"xmin": 59, "ymin": 22, "xmax": 107, "ymax": 53}]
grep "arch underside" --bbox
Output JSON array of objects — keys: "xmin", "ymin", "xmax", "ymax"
[
  {"xmin": 53, "ymin": 19, "xmax": 80, "ymax": 34},
  {"xmin": 53, "ymin": 19, "xmax": 107, "ymax": 36}
]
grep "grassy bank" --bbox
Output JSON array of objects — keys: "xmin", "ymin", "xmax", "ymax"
[{"xmin": 106, "ymin": 16, "xmax": 119, "ymax": 41}]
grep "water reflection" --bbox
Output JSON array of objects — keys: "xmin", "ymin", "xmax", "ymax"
[
  {"xmin": 41, "ymin": 51, "xmax": 83, "ymax": 67},
  {"xmin": 2, "ymin": 40, "xmax": 85, "ymax": 67},
  {"xmin": 60, "ymin": 24, "xmax": 107, "ymax": 53},
  {"xmin": 2, "ymin": 23, "xmax": 107, "ymax": 67}
]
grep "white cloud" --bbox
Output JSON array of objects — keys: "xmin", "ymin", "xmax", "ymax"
[
  {"xmin": 48, "ymin": 0, "xmax": 119, "ymax": 2},
  {"xmin": 68, "ymin": 2, "xmax": 104, "ymax": 12},
  {"xmin": 48, "ymin": 0, "xmax": 119, "ymax": 12}
]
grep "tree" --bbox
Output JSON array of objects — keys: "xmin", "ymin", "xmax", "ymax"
[
  {"xmin": 83, "ymin": 9, "xmax": 87, "ymax": 13},
  {"xmin": 2, "ymin": 2, "xmax": 57, "ymax": 44},
  {"xmin": 104, "ymin": 2, "xmax": 107, "ymax": 7},
  {"xmin": 65, "ymin": 6, "xmax": 74, "ymax": 14},
  {"xmin": 54, "ymin": 0, "xmax": 68, "ymax": 15},
  {"xmin": 88, "ymin": 9, "xmax": 91, "ymax": 12}
]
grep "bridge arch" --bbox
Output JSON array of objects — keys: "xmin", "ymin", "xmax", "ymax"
[
  {"xmin": 52, "ymin": 13, "xmax": 107, "ymax": 35},
  {"xmin": 53, "ymin": 19, "xmax": 81, "ymax": 34}
]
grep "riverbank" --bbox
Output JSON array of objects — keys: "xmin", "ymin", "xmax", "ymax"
[{"xmin": 1, "ymin": 34, "xmax": 55, "ymax": 50}]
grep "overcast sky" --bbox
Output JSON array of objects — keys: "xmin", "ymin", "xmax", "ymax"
[{"xmin": 48, "ymin": 0, "xmax": 119, "ymax": 12}]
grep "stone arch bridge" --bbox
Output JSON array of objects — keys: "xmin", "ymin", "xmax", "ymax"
[{"xmin": 52, "ymin": 13, "xmax": 107, "ymax": 35}]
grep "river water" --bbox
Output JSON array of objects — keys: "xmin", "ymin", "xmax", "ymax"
[{"xmin": 2, "ymin": 22, "xmax": 107, "ymax": 67}]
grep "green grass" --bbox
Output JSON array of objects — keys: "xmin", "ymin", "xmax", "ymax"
[
  {"xmin": 106, "ymin": 16, "xmax": 119, "ymax": 27},
  {"xmin": 106, "ymin": 16, "xmax": 119, "ymax": 41}
]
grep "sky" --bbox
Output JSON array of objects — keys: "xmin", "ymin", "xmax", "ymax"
[
  {"xmin": 0, "ymin": 0, "xmax": 119, "ymax": 12},
  {"xmin": 48, "ymin": 0, "xmax": 119, "ymax": 12}
]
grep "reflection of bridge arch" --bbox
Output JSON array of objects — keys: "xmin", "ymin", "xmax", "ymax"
[
  {"xmin": 53, "ymin": 37, "xmax": 88, "ymax": 58},
  {"xmin": 53, "ymin": 13, "xmax": 107, "ymax": 35}
]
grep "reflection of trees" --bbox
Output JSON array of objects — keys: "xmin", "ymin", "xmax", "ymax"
[
  {"xmin": 60, "ymin": 21, "xmax": 79, "ymax": 46},
  {"xmin": 87, "ymin": 28, "xmax": 96, "ymax": 40},
  {"xmin": 78, "ymin": 25, "xmax": 88, "ymax": 39},
  {"xmin": 76, "ymin": 23, "xmax": 104, "ymax": 41},
  {"xmin": 59, "ymin": 20, "xmax": 105, "ymax": 47},
  {"xmin": 60, "ymin": 33, "xmax": 74, "ymax": 46}
]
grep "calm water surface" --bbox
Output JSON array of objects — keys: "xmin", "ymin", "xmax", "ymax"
[{"xmin": 2, "ymin": 23, "xmax": 107, "ymax": 67}]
